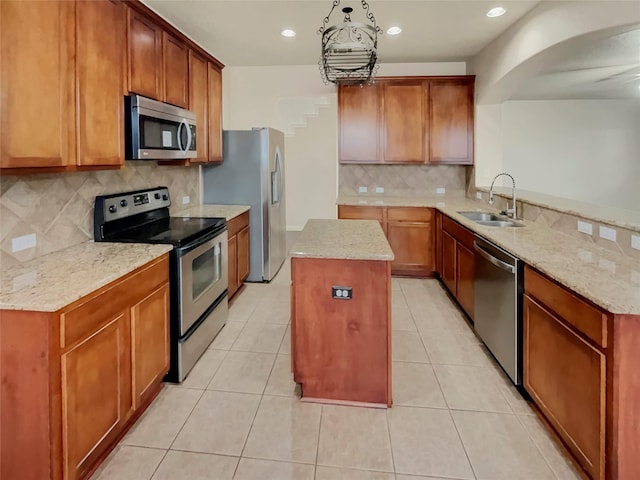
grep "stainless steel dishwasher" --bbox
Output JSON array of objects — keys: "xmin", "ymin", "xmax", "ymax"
[{"xmin": 474, "ymin": 237, "xmax": 523, "ymax": 385}]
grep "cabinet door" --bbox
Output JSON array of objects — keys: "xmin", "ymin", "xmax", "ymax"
[
  {"xmin": 228, "ymin": 234, "xmax": 238, "ymax": 298},
  {"xmin": 1, "ymin": 0, "xmax": 75, "ymax": 168},
  {"xmin": 428, "ymin": 78, "xmax": 474, "ymax": 164},
  {"xmin": 189, "ymin": 50, "xmax": 209, "ymax": 162},
  {"xmin": 456, "ymin": 242, "xmax": 475, "ymax": 319},
  {"xmin": 237, "ymin": 226, "xmax": 250, "ymax": 284},
  {"xmin": 76, "ymin": 0, "xmax": 125, "ymax": 167},
  {"xmin": 127, "ymin": 9, "xmax": 162, "ymax": 100},
  {"xmin": 163, "ymin": 32, "xmax": 189, "ymax": 108},
  {"xmin": 62, "ymin": 312, "xmax": 132, "ymax": 480},
  {"xmin": 387, "ymin": 221, "xmax": 433, "ymax": 275},
  {"xmin": 382, "ymin": 81, "xmax": 425, "ymax": 163},
  {"xmin": 524, "ymin": 296, "xmax": 605, "ymax": 480},
  {"xmin": 442, "ymin": 231, "xmax": 457, "ymax": 294},
  {"xmin": 339, "ymin": 84, "xmax": 379, "ymax": 162},
  {"xmin": 435, "ymin": 211, "xmax": 443, "ymax": 275},
  {"xmin": 131, "ymin": 283, "xmax": 170, "ymax": 408},
  {"xmin": 207, "ymin": 63, "xmax": 223, "ymax": 162}
]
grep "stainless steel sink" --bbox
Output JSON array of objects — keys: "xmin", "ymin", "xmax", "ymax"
[{"xmin": 457, "ymin": 211, "xmax": 524, "ymax": 228}]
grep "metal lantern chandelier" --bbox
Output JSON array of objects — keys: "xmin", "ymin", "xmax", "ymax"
[{"xmin": 318, "ymin": 0, "xmax": 382, "ymax": 86}]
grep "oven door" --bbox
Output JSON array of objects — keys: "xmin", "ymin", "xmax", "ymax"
[{"xmin": 177, "ymin": 230, "xmax": 228, "ymax": 335}]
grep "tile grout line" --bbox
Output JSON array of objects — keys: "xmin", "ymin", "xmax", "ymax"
[
  {"xmin": 165, "ymin": 386, "xmax": 208, "ymax": 452},
  {"xmin": 313, "ymin": 404, "xmax": 324, "ymax": 476}
]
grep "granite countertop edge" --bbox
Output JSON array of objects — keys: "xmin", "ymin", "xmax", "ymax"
[
  {"xmin": 337, "ymin": 195, "xmax": 640, "ymax": 315},
  {"xmin": 175, "ymin": 204, "xmax": 250, "ymax": 221}
]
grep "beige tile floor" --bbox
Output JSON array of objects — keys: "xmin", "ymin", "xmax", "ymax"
[{"xmin": 92, "ymin": 258, "xmax": 582, "ymax": 480}]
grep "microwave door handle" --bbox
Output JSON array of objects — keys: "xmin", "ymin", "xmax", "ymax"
[
  {"xmin": 183, "ymin": 119, "xmax": 193, "ymax": 152},
  {"xmin": 176, "ymin": 121, "xmax": 185, "ymax": 152}
]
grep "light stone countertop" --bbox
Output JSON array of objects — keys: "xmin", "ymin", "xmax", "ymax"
[
  {"xmin": 0, "ymin": 242, "xmax": 172, "ymax": 312},
  {"xmin": 337, "ymin": 195, "xmax": 640, "ymax": 315},
  {"xmin": 175, "ymin": 204, "xmax": 250, "ymax": 221},
  {"xmin": 290, "ymin": 219, "xmax": 394, "ymax": 261}
]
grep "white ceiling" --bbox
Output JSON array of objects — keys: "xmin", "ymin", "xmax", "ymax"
[{"xmin": 143, "ymin": 0, "xmax": 540, "ymax": 66}]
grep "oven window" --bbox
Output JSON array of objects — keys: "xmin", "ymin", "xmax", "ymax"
[{"xmin": 191, "ymin": 243, "xmax": 221, "ymax": 300}]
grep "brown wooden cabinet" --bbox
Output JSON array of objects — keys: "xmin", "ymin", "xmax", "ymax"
[
  {"xmin": 338, "ymin": 84, "xmax": 380, "ymax": 163},
  {"xmin": 188, "ymin": 50, "xmax": 209, "ymax": 162},
  {"xmin": 127, "ymin": 7, "xmax": 163, "ymax": 100},
  {"xmin": 338, "ymin": 76, "xmax": 474, "ymax": 165},
  {"xmin": 227, "ymin": 211, "xmax": 250, "ymax": 300},
  {"xmin": 382, "ymin": 81, "xmax": 425, "ymax": 163},
  {"xmin": 208, "ymin": 63, "xmax": 224, "ymax": 162},
  {"xmin": 162, "ymin": 32, "xmax": 189, "ymax": 108},
  {"xmin": 438, "ymin": 215, "xmax": 475, "ymax": 319},
  {"xmin": 0, "ymin": 255, "xmax": 170, "ymax": 480},
  {"xmin": 337, "ymin": 205, "xmax": 435, "ymax": 277}
]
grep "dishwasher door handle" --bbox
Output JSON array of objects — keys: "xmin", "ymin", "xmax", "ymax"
[{"xmin": 474, "ymin": 241, "xmax": 515, "ymax": 274}]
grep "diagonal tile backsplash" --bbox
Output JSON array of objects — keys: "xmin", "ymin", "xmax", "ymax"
[{"xmin": 0, "ymin": 162, "xmax": 199, "ymax": 267}]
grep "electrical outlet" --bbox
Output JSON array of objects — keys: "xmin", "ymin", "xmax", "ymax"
[
  {"xmin": 375, "ymin": 187, "xmax": 384, "ymax": 194},
  {"xmin": 11, "ymin": 233, "xmax": 36, "ymax": 253},
  {"xmin": 632, "ymin": 235, "xmax": 640, "ymax": 250},
  {"xmin": 577, "ymin": 221, "xmax": 593, "ymax": 235},
  {"xmin": 358, "ymin": 186, "xmax": 368, "ymax": 193},
  {"xmin": 182, "ymin": 195, "xmax": 190, "ymax": 205},
  {"xmin": 436, "ymin": 187, "xmax": 446, "ymax": 194},
  {"xmin": 598, "ymin": 225, "xmax": 616, "ymax": 242},
  {"xmin": 332, "ymin": 286, "xmax": 352, "ymax": 300},
  {"xmin": 476, "ymin": 192, "xmax": 482, "ymax": 200}
]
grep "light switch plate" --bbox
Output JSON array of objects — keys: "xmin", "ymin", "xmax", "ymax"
[
  {"xmin": 577, "ymin": 221, "xmax": 593, "ymax": 235},
  {"xmin": 375, "ymin": 187, "xmax": 384, "ymax": 193},
  {"xmin": 358, "ymin": 186, "xmax": 368, "ymax": 193},
  {"xmin": 476, "ymin": 192, "xmax": 482, "ymax": 200},
  {"xmin": 11, "ymin": 233, "xmax": 36, "ymax": 253},
  {"xmin": 632, "ymin": 235, "xmax": 640, "ymax": 250},
  {"xmin": 599, "ymin": 225, "xmax": 616, "ymax": 242},
  {"xmin": 182, "ymin": 195, "xmax": 190, "ymax": 205},
  {"xmin": 436, "ymin": 187, "xmax": 446, "ymax": 194}
]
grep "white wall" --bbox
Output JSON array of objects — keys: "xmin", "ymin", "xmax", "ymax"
[
  {"xmin": 222, "ymin": 62, "xmax": 466, "ymax": 230},
  {"xmin": 502, "ymin": 99, "xmax": 640, "ymax": 211}
]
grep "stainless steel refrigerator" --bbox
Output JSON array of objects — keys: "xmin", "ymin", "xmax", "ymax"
[{"xmin": 202, "ymin": 128, "xmax": 287, "ymax": 282}]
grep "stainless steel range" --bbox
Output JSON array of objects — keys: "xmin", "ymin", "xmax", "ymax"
[{"xmin": 94, "ymin": 186, "xmax": 228, "ymax": 382}]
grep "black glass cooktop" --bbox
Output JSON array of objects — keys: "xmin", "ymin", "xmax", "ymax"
[{"xmin": 104, "ymin": 216, "xmax": 226, "ymax": 247}]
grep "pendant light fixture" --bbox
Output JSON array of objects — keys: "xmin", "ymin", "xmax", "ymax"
[{"xmin": 318, "ymin": 0, "xmax": 382, "ymax": 86}]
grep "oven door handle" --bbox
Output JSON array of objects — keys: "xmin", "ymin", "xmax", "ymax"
[
  {"xmin": 176, "ymin": 227, "xmax": 227, "ymax": 256},
  {"xmin": 473, "ymin": 241, "xmax": 515, "ymax": 274}
]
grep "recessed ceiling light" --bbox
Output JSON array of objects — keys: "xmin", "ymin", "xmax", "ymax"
[
  {"xmin": 386, "ymin": 26, "xmax": 402, "ymax": 35},
  {"xmin": 486, "ymin": 7, "xmax": 507, "ymax": 18},
  {"xmin": 281, "ymin": 29, "xmax": 296, "ymax": 38}
]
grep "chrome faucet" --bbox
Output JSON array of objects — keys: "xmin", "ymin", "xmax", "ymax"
[{"xmin": 489, "ymin": 173, "xmax": 517, "ymax": 219}]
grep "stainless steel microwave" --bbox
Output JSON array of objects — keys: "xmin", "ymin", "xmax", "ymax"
[{"xmin": 125, "ymin": 95, "xmax": 197, "ymax": 160}]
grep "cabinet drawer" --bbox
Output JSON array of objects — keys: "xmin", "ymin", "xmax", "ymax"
[
  {"xmin": 227, "ymin": 211, "xmax": 249, "ymax": 238},
  {"xmin": 61, "ymin": 256, "xmax": 169, "ymax": 349},
  {"xmin": 338, "ymin": 205, "xmax": 384, "ymax": 221},
  {"xmin": 387, "ymin": 207, "xmax": 432, "ymax": 223},
  {"xmin": 525, "ymin": 266, "xmax": 607, "ymax": 348},
  {"xmin": 442, "ymin": 215, "xmax": 474, "ymax": 250}
]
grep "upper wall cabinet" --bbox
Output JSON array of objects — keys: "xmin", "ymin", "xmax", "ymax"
[
  {"xmin": 1, "ymin": 0, "xmax": 125, "ymax": 172},
  {"xmin": 338, "ymin": 76, "xmax": 475, "ymax": 165},
  {"xmin": 127, "ymin": 8, "xmax": 163, "ymax": 100},
  {"xmin": 188, "ymin": 50, "xmax": 209, "ymax": 163},
  {"xmin": 207, "ymin": 63, "xmax": 223, "ymax": 163},
  {"xmin": 162, "ymin": 32, "xmax": 189, "ymax": 109}
]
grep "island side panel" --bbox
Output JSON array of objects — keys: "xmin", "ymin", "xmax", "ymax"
[{"xmin": 291, "ymin": 257, "xmax": 391, "ymax": 406}]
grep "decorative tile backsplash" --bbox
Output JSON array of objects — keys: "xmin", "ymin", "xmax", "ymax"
[
  {"xmin": 339, "ymin": 164, "xmax": 468, "ymax": 197},
  {"xmin": 0, "ymin": 162, "xmax": 199, "ymax": 267}
]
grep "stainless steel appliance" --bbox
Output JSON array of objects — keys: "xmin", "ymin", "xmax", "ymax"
[
  {"xmin": 474, "ymin": 237, "xmax": 523, "ymax": 385},
  {"xmin": 94, "ymin": 187, "xmax": 228, "ymax": 382},
  {"xmin": 202, "ymin": 128, "xmax": 287, "ymax": 282},
  {"xmin": 125, "ymin": 95, "xmax": 197, "ymax": 160}
]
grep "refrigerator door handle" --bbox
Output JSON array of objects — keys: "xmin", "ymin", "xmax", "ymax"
[{"xmin": 271, "ymin": 147, "xmax": 283, "ymax": 205}]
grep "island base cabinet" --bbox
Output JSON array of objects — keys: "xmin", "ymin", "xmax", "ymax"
[
  {"xmin": 291, "ymin": 257, "xmax": 391, "ymax": 407},
  {"xmin": 524, "ymin": 295, "xmax": 605, "ymax": 480}
]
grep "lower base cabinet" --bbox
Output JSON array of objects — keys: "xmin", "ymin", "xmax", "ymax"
[
  {"xmin": 227, "ymin": 211, "xmax": 250, "ymax": 299},
  {"xmin": 338, "ymin": 205, "xmax": 435, "ymax": 276},
  {"xmin": 0, "ymin": 254, "xmax": 170, "ymax": 480}
]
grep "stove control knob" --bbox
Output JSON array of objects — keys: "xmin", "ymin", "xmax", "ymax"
[
  {"xmin": 162, "ymin": 194, "xmax": 169, "ymax": 201},
  {"xmin": 154, "ymin": 193, "xmax": 161, "ymax": 200},
  {"xmin": 108, "ymin": 205, "xmax": 117, "ymax": 214},
  {"xmin": 120, "ymin": 199, "xmax": 128, "ymax": 207}
]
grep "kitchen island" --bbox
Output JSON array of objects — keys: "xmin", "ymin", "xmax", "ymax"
[{"xmin": 289, "ymin": 219, "xmax": 394, "ymax": 407}]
